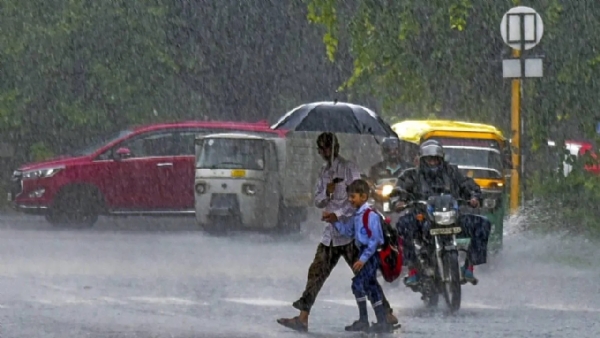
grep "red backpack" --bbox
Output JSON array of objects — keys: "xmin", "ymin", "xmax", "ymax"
[{"xmin": 362, "ymin": 208, "xmax": 404, "ymax": 283}]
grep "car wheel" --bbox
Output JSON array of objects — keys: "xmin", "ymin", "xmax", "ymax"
[{"xmin": 47, "ymin": 186, "xmax": 102, "ymax": 228}]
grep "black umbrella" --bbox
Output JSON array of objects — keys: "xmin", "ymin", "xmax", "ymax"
[{"xmin": 271, "ymin": 101, "xmax": 398, "ymax": 138}]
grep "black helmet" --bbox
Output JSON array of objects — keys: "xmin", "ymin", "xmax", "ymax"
[
  {"xmin": 381, "ymin": 137, "xmax": 400, "ymax": 157},
  {"xmin": 419, "ymin": 140, "xmax": 444, "ymax": 158},
  {"xmin": 419, "ymin": 140, "xmax": 444, "ymax": 174}
]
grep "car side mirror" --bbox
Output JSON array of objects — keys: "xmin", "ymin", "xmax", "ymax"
[{"xmin": 114, "ymin": 147, "xmax": 132, "ymax": 160}]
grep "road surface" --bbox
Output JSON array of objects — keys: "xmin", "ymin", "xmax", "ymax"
[{"xmin": 0, "ymin": 214, "xmax": 599, "ymax": 337}]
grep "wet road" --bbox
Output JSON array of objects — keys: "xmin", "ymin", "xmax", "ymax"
[{"xmin": 0, "ymin": 214, "xmax": 599, "ymax": 337}]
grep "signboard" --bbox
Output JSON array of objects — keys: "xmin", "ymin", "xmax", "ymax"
[
  {"xmin": 500, "ymin": 6, "xmax": 545, "ymax": 79},
  {"xmin": 500, "ymin": 6, "xmax": 544, "ymax": 50},
  {"xmin": 502, "ymin": 58, "xmax": 543, "ymax": 78}
]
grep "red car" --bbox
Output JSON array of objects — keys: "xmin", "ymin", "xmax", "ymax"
[
  {"xmin": 9, "ymin": 120, "xmax": 286, "ymax": 227},
  {"xmin": 548, "ymin": 139, "xmax": 600, "ymax": 176}
]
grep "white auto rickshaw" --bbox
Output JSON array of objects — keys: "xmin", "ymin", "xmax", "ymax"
[
  {"xmin": 194, "ymin": 132, "xmax": 294, "ymax": 233},
  {"xmin": 194, "ymin": 131, "xmax": 388, "ymax": 234}
]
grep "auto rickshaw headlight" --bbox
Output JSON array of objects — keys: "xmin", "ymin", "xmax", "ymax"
[
  {"xmin": 195, "ymin": 183, "xmax": 206, "ymax": 194},
  {"xmin": 483, "ymin": 198, "xmax": 496, "ymax": 209},
  {"xmin": 242, "ymin": 183, "xmax": 256, "ymax": 196}
]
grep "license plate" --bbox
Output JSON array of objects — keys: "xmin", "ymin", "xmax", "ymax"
[
  {"xmin": 383, "ymin": 202, "xmax": 390, "ymax": 212},
  {"xmin": 230, "ymin": 169, "xmax": 246, "ymax": 178},
  {"xmin": 430, "ymin": 227, "xmax": 462, "ymax": 236},
  {"xmin": 7, "ymin": 192, "xmax": 11, "ymax": 201}
]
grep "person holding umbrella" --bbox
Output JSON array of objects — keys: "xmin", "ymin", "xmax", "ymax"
[{"xmin": 276, "ymin": 132, "xmax": 398, "ymax": 332}]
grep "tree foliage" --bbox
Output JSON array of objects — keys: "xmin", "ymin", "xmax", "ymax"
[
  {"xmin": 0, "ymin": 0, "xmax": 352, "ymax": 162},
  {"xmin": 0, "ymin": 0, "xmax": 194, "ymax": 158},
  {"xmin": 306, "ymin": 0, "xmax": 600, "ymax": 231},
  {"xmin": 305, "ymin": 0, "xmax": 598, "ymax": 142}
]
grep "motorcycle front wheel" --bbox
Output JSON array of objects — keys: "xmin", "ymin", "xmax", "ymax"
[{"xmin": 441, "ymin": 250, "xmax": 462, "ymax": 312}]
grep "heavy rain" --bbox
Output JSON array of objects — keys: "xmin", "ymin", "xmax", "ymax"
[{"xmin": 1, "ymin": 1, "xmax": 599, "ymax": 337}]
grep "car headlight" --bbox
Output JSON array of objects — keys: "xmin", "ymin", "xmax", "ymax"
[
  {"xmin": 433, "ymin": 210, "xmax": 457, "ymax": 225},
  {"xmin": 242, "ymin": 183, "xmax": 256, "ymax": 196},
  {"xmin": 21, "ymin": 167, "xmax": 64, "ymax": 180},
  {"xmin": 381, "ymin": 184, "xmax": 394, "ymax": 197},
  {"xmin": 483, "ymin": 198, "xmax": 496, "ymax": 209}
]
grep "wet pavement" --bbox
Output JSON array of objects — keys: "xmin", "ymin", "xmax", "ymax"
[{"xmin": 0, "ymin": 214, "xmax": 599, "ymax": 337}]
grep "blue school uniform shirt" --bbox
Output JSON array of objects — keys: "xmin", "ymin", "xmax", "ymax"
[{"xmin": 333, "ymin": 203, "xmax": 384, "ymax": 263}]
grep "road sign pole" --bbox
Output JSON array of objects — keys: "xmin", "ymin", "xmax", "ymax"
[
  {"xmin": 510, "ymin": 47, "xmax": 521, "ymax": 214},
  {"xmin": 519, "ymin": 13, "xmax": 527, "ymax": 208},
  {"xmin": 500, "ymin": 5, "xmax": 544, "ymax": 214}
]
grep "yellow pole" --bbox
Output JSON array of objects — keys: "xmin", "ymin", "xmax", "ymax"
[{"xmin": 510, "ymin": 48, "xmax": 521, "ymax": 214}]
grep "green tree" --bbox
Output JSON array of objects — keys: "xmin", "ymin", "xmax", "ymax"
[
  {"xmin": 306, "ymin": 0, "xmax": 600, "ymax": 234},
  {"xmin": 0, "ymin": 0, "xmax": 202, "ymax": 160},
  {"xmin": 304, "ymin": 0, "xmax": 595, "ymax": 139}
]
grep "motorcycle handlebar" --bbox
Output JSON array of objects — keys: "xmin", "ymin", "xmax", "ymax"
[
  {"xmin": 392, "ymin": 197, "xmax": 473, "ymax": 211},
  {"xmin": 403, "ymin": 198, "xmax": 470, "ymax": 205}
]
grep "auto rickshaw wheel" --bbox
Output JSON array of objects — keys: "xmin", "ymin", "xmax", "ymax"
[{"xmin": 203, "ymin": 218, "xmax": 230, "ymax": 235}]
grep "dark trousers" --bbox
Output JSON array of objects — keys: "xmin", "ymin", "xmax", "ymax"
[
  {"xmin": 294, "ymin": 242, "xmax": 392, "ymax": 314},
  {"xmin": 351, "ymin": 250, "xmax": 383, "ymax": 306},
  {"xmin": 396, "ymin": 211, "xmax": 491, "ymax": 267}
]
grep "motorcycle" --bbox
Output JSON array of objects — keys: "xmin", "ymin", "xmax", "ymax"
[
  {"xmin": 368, "ymin": 177, "xmax": 397, "ymax": 214},
  {"xmin": 390, "ymin": 192, "xmax": 472, "ymax": 312}
]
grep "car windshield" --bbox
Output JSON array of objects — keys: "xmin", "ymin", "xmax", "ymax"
[
  {"xmin": 196, "ymin": 138, "xmax": 265, "ymax": 170},
  {"xmin": 71, "ymin": 130, "xmax": 134, "ymax": 156},
  {"xmin": 443, "ymin": 146, "xmax": 503, "ymax": 178}
]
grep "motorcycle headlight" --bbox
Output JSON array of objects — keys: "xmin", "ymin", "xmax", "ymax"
[
  {"xmin": 483, "ymin": 198, "xmax": 496, "ymax": 209},
  {"xmin": 432, "ymin": 210, "xmax": 457, "ymax": 225},
  {"xmin": 21, "ymin": 166, "xmax": 65, "ymax": 180},
  {"xmin": 381, "ymin": 184, "xmax": 394, "ymax": 197}
]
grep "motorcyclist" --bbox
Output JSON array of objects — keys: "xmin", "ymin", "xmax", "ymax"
[
  {"xmin": 393, "ymin": 140, "xmax": 492, "ymax": 286},
  {"xmin": 368, "ymin": 138, "xmax": 413, "ymax": 183}
]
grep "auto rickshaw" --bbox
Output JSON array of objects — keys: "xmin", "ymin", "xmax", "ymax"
[{"xmin": 194, "ymin": 132, "xmax": 284, "ymax": 233}]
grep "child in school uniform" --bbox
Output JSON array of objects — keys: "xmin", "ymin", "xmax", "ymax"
[{"xmin": 323, "ymin": 179, "xmax": 395, "ymax": 333}]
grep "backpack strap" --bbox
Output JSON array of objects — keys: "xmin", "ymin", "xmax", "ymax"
[{"xmin": 362, "ymin": 208, "xmax": 372, "ymax": 238}]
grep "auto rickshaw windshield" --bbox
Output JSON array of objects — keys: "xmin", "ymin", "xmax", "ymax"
[
  {"xmin": 443, "ymin": 147, "xmax": 503, "ymax": 178},
  {"xmin": 196, "ymin": 138, "xmax": 265, "ymax": 170}
]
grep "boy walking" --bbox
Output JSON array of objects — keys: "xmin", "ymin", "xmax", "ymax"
[
  {"xmin": 327, "ymin": 179, "xmax": 396, "ymax": 333},
  {"xmin": 276, "ymin": 133, "xmax": 397, "ymax": 333}
]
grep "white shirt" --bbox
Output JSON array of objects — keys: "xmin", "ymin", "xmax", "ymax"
[{"xmin": 314, "ymin": 156, "xmax": 362, "ymax": 246}]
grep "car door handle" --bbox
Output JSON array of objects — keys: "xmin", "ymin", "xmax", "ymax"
[{"xmin": 157, "ymin": 162, "xmax": 173, "ymax": 167}]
